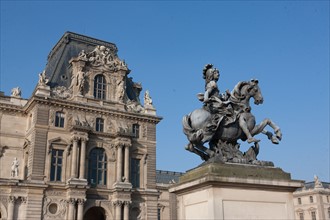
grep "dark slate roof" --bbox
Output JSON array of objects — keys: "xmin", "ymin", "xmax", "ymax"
[
  {"xmin": 156, "ymin": 170, "xmax": 184, "ymax": 184},
  {"xmin": 44, "ymin": 32, "xmax": 118, "ymax": 88},
  {"xmin": 295, "ymin": 181, "xmax": 330, "ymax": 192},
  {"xmin": 43, "ymin": 31, "xmax": 140, "ymax": 102}
]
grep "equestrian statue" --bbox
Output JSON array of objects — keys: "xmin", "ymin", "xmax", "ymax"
[{"xmin": 182, "ymin": 64, "xmax": 282, "ymax": 166}]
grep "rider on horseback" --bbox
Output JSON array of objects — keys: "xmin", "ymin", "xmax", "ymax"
[{"xmin": 198, "ymin": 64, "xmax": 259, "ymax": 143}]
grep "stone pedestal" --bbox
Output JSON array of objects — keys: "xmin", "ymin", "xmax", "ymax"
[{"xmin": 169, "ymin": 162, "xmax": 304, "ymax": 220}]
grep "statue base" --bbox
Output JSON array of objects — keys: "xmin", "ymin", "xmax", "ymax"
[{"xmin": 169, "ymin": 162, "xmax": 303, "ymax": 220}]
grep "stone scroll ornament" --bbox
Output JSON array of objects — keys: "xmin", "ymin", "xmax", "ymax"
[{"xmin": 182, "ymin": 64, "xmax": 282, "ymax": 166}]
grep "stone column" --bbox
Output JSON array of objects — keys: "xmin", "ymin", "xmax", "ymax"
[
  {"xmin": 114, "ymin": 201, "xmax": 122, "ymax": 220},
  {"xmin": 67, "ymin": 198, "xmax": 76, "ymax": 220},
  {"xmin": 123, "ymin": 201, "xmax": 130, "ymax": 220},
  {"xmin": 7, "ymin": 196, "xmax": 16, "ymax": 220},
  {"xmin": 124, "ymin": 145, "xmax": 130, "ymax": 182},
  {"xmin": 71, "ymin": 137, "xmax": 79, "ymax": 178},
  {"xmin": 116, "ymin": 144, "xmax": 123, "ymax": 182},
  {"xmin": 79, "ymin": 137, "xmax": 88, "ymax": 179},
  {"xmin": 77, "ymin": 199, "xmax": 85, "ymax": 220}
]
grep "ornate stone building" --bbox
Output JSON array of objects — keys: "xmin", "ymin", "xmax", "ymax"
[
  {"xmin": 0, "ymin": 32, "xmax": 162, "ymax": 220},
  {"xmin": 293, "ymin": 176, "xmax": 330, "ymax": 220}
]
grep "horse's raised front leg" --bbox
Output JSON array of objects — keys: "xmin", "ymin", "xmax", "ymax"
[
  {"xmin": 239, "ymin": 114, "xmax": 260, "ymax": 143},
  {"xmin": 251, "ymin": 118, "xmax": 282, "ymax": 144}
]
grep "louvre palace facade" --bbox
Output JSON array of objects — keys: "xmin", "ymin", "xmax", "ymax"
[{"xmin": 0, "ymin": 32, "xmax": 179, "ymax": 220}]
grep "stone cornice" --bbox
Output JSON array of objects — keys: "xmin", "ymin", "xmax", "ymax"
[
  {"xmin": 24, "ymin": 96, "xmax": 162, "ymax": 124},
  {"xmin": 0, "ymin": 102, "xmax": 25, "ymax": 115}
]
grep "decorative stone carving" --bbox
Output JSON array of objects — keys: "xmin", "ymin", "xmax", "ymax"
[
  {"xmin": 144, "ymin": 90, "xmax": 153, "ymax": 107},
  {"xmin": 137, "ymin": 202, "xmax": 146, "ymax": 220},
  {"xmin": 116, "ymin": 76, "xmax": 125, "ymax": 102},
  {"xmin": 51, "ymin": 86, "xmax": 72, "ymax": 99},
  {"xmin": 8, "ymin": 196, "xmax": 17, "ymax": 204},
  {"xmin": 11, "ymin": 157, "xmax": 19, "ymax": 178},
  {"xmin": 70, "ymin": 66, "xmax": 86, "ymax": 95},
  {"xmin": 43, "ymin": 197, "xmax": 67, "ymax": 219},
  {"xmin": 183, "ymin": 64, "xmax": 282, "ymax": 165},
  {"xmin": 314, "ymin": 175, "xmax": 323, "ymax": 188},
  {"xmin": 38, "ymin": 70, "xmax": 49, "ymax": 86},
  {"xmin": 107, "ymin": 118, "xmax": 117, "ymax": 133},
  {"xmin": 76, "ymin": 46, "xmax": 128, "ymax": 72},
  {"xmin": 11, "ymin": 87, "xmax": 21, "ymax": 97},
  {"xmin": 126, "ymin": 100, "xmax": 144, "ymax": 113}
]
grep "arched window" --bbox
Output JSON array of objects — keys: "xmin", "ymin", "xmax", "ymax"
[
  {"xmin": 88, "ymin": 148, "xmax": 107, "ymax": 186},
  {"xmin": 94, "ymin": 75, "xmax": 106, "ymax": 100},
  {"xmin": 96, "ymin": 118, "xmax": 104, "ymax": 132}
]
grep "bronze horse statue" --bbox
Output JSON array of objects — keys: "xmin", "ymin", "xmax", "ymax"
[{"xmin": 183, "ymin": 73, "xmax": 282, "ymax": 163}]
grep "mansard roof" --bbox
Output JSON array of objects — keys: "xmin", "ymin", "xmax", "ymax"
[{"xmin": 44, "ymin": 32, "xmax": 118, "ymax": 88}]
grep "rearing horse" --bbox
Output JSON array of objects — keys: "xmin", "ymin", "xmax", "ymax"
[{"xmin": 182, "ymin": 79, "xmax": 282, "ymax": 161}]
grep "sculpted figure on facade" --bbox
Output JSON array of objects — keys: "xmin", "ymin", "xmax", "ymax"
[
  {"xmin": 11, "ymin": 87, "xmax": 21, "ymax": 97},
  {"xmin": 70, "ymin": 66, "xmax": 86, "ymax": 95},
  {"xmin": 314, "ymin": 175, "xmax": 323, "ymax": 188},
  {"xmin": 11, "ymin": 157, "xmax": 19, "ymax": 177},
  {"xmin": 144, "ymin": 90, "xmax": 153, "ymax": 107},
  {"xmin": 183, "ymin": 64, "xmax": 282, "ymax": 165},
  {"xmin": 38, "ymin": 70, "xmax": 49, "ymax": 86},
  {"xmin": 76, "ymin": 45, "xmax": 128, "ymax": 72},
  {"xmin": 116, "ymin": 77, "xmax": 125, "ymax": 102}
]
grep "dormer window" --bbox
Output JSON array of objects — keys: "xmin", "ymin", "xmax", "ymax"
[
  {"xmin": 96, "ymin": 118, "xmax": 104, "ymax": 132},
  {"xmin": 94, "ymin": 75, "xmax": 106, "ymax": 100},
  {"xmin": 55, "ymin": 111, "xmax": 65, "ymax": 128}
]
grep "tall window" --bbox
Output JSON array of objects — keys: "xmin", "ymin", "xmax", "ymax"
[
  {"xmin": 94, "ymin": 75, "xmax": 106, "ymax": 100},
  {"xmin": 311, "ymin": 211, "xmax": 316, "ymax": 220},
  {"xmin": 132, "ymin": 124, "xmax": 140, "ymax": 138},
  {"xmin": 50, "ymin": 149, "xmax": 63, "ymax": 181},
  {"xmin": 130, "ymin": 158, "xmax": 140, "ymax": 188},
  {"xmin": 157, "ymin": 208, "xmax": 161, "ymax": 220},
  {"xmin": 328, "ymin": 208, "xmax": 330, "ymax": 219},
  {"xmin": 88, "ymin": 148, "xmax": 107, "ymax": 186},
  {"xmin": 95, "ymin": 118, "xmax": 104, "ymax": 132},
  {"xmin": 298, "ymin": 198, "xmax": 302, "ymax": 205},
  {"xmin": 55, "ymin": 111, "xmax": 65, "ymax": 128},
  {"xmin": 299, "ymin": 213, "xmax": 304, "ymax": 220},
  {"xmin": 310, "ymin": 196, "xmax": 314, "ymax": 203}
]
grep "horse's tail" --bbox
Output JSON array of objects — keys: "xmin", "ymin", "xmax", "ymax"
[{"xmin": 182, "ymin": 114, "xmax": 203, "ymax": 144}]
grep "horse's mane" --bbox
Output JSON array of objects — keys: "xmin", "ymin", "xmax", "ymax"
[{"xmin": 230, "ymin": 81, "xmax": 250, "ymax": 102}]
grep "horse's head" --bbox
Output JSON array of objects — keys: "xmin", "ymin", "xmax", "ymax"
[
  {"xmin": 248, "ymin": 79, "xmax": 263, "ymax": 105},
  {"xmin": 231, "ymin": 79, "xmax": 263, "ymax": 105}
]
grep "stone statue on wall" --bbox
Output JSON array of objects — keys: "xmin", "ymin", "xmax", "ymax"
[
  {"xmin": 70, "ymin": 66, "xmax": 85, "ymax": 95},
  {"xmin": 182, "ymin": 64, "xmax": 282, "ymax": 165},
  {"xmin": 11, "ymin": 157, "xmax": 19, "ymax": 177},
  {"xmin": 144, "ymin": 90, "xmax": 153, "ymax": 107},
  {"xmin": 38, "ymin": 70, "xmax": 49, "ymax": 86},
  {"xmin": 76, "ymin": 46, "xmax": 129, "ymax": 72},
  {"xmin": 11, "ymin": 87, "xmax": 21, "ymax": 97}
]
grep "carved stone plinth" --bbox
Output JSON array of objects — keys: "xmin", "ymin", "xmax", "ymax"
[
  {"xmin": 35, "ymin": 85, "xmax": 51, "ymax": 97},
  {"xmin": 169, "ymin": 162, "xmax": 304, "ymax": 220}
]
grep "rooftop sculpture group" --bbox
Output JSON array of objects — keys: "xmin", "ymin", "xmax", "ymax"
[{"xmin": 182, "ymin": 64, "xmax": 282, "ymax": 166}]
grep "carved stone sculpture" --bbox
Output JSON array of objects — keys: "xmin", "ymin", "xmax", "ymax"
[
  {"xmin": 144, "ymin": 90, "xmax": 153, "ymax": 106},
  {"xmin": 183, "ymin": 64, "xmax": 282, "ymax": 165},
  {"xmin": 11, "ymin": 87, "xmax": 21, "ymax": 97},
  {"xmin": 11, "ymin": 157, "xmax": 19, "ymax": 177},
  {"xmin": 38, "ymin": 70, "xmax": 49, "ymax": 86}
]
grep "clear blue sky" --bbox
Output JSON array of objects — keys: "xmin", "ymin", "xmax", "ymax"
[{"xmin": 1, "ymin": 1, "xmax": 329, "ymax": 182}]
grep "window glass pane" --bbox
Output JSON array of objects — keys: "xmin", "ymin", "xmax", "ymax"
[
  {"xmin": 50, "ymin": 149, "xmax": 63, "ymax": 182},
  {"xmin": 94, "ymin": 75, "xmax": 106, "ymax": 99},
  {"xmin": 88, "ymin": 148, "xmax": 107, "ymax": 186},
  {"xmin": 130, "ymin": 158, "xmax": 140, "ymax": 188}
]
